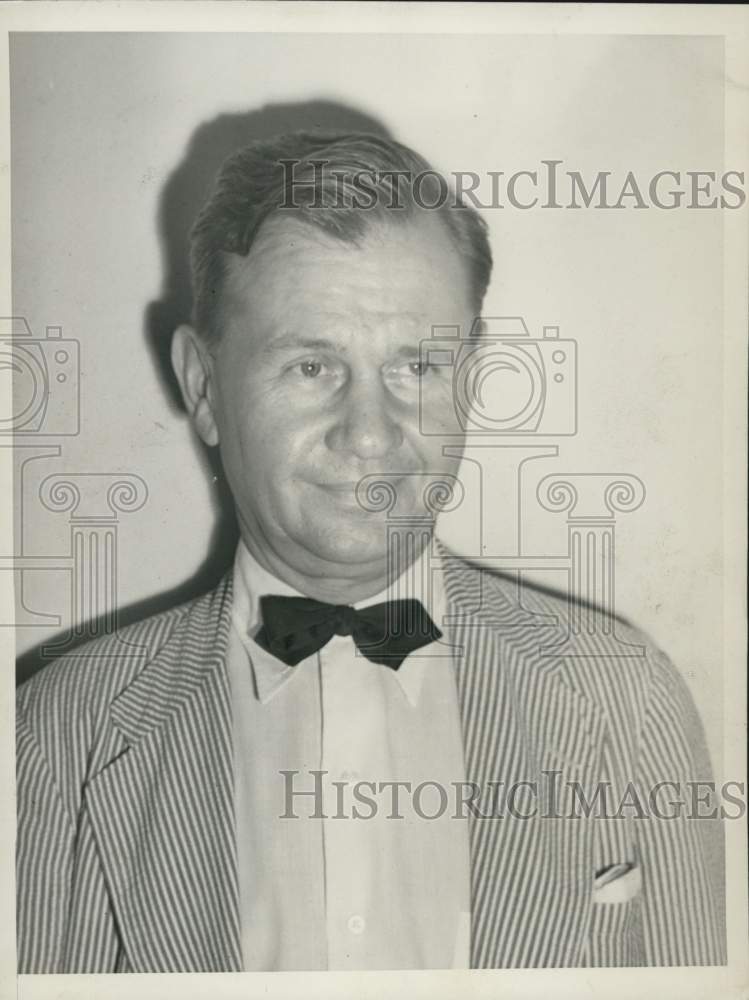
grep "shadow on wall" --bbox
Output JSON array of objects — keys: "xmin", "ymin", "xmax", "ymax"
[{"xmin": 17, "ymin": 100, "xmax": 392, "ymax": 686}]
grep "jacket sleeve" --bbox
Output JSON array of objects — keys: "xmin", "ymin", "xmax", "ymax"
[
  {"xmin": 17, "ymin": 679, "xmax": 123, "ymax": 973},
  {"xmin": 16, "ymin": 707, "xmax": 77, "ymax": 972},
  {"xmin": 633, "ymin": 646, "xmax": 726, "ymax": 965}
]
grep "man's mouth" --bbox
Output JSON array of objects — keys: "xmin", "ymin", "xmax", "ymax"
[
  {"xmin": 313, "ymin": 481, "xmax": 370, "ymax": 511},
  {"xmin": 314, "ymin": 477, "xmax": 413, "ymax": 514}
]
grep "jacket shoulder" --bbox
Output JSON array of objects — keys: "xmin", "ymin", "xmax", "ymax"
[
  {"xmin": 16, "ymin": 576, "xmax": 233, "ymax": 826},
  {"xmin": 445, "ymin": 549, "xmax": 695, "ymax": 718},
  {"xmin": 452, "ymin": 553, "xmax": 713, "ymax": 779},
  {"xmin": 17, "ymin": 579, "xmax": 229, "ymax": 732}
]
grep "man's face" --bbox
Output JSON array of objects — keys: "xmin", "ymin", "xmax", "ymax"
[{"xmin": 181, "ymin": 213, "xmax": 475, "ymax": 589}]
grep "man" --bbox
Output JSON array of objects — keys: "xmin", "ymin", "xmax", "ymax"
[{"xmin": 16, "ymin": 132, "xmax": 725, "ymax": 972}]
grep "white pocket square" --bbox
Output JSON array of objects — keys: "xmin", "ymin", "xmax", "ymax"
[{"xmin": 592, "ymin": 863, "xmax": 642, "ymax": 904}]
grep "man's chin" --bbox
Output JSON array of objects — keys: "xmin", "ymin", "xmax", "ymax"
[
  {"xmin": 298, "ymin": 519, "xmax": 392, "ymax": 568},
  {"xmin": 298, "ymin": 515, "xmax": 439, "ymax": 577}
]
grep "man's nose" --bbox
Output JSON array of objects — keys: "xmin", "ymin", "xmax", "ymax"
[{"xmin": 325, "ymin": 376, "xmax": 404, "ymax": 460}]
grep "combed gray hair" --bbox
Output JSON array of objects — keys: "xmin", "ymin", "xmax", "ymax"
[{"xmin": 189, "ymin": 131, "xmax": 493, "ymax": 342}]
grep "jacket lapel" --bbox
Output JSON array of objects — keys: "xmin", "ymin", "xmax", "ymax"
[
  {"xmin": 440, "ymin": 550, "xmax": 607, "ymax": 968},
  {"xmin": 85, "ymin": 574, "xmax": 242, "ymax": 972}
]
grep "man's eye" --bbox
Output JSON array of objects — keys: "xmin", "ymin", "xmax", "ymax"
[
  {"xmin": 298, "ymin": 360, "xmax": 324, "ymax": 378},
  {"xmin": 406, "ymin": 361, "xmax": 430, "ymax": 377}
]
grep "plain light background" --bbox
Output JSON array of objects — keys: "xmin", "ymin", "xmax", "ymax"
[{"xmin": 10, "ymin": 31, "xmax": 725, "ymax": 769}]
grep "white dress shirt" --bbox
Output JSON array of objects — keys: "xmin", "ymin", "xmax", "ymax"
[{"xmin": 227, "ymin": 538, "xmax": 471, "ymax": 970}]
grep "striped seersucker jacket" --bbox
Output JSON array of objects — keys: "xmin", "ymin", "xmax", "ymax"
[{"xmin": 16, "ymin": 548, "xmax": 726, "ymax": 972}]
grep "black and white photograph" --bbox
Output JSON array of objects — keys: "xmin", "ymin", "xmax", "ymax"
[{"xmin": 2, "ymin": 4, "xmax": 747, "ymax": 999}]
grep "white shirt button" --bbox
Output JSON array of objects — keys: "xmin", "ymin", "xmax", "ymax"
[{"xmin": 347, "ymin": 914, "xmax": 366, "ymax": 935}]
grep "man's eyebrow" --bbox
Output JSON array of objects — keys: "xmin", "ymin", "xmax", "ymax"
[
  {"xmin": 264, "ymin": 333, "xmax": 427, "ymax": 356},
  {"xmin": 390, "ymin": 344, "xmax": 422, "ymax": 358},
  {"xmin": 264, "ymin": 335, "xmax": 338, "ymax": 354}
]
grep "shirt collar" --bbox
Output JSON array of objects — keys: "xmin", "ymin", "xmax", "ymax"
[{"xmin": 230, "ymin": 539, "xmax": 447, "ymax": 707}]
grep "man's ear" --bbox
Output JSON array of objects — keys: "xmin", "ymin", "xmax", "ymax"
[{"xmin": 171, "ymin": 324, "xmax": 220, "ymax": 447}]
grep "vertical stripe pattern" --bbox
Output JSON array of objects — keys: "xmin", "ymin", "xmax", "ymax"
[{"xmin": 16, "ymin": 546, "xmax": 726, "ymax": 970}]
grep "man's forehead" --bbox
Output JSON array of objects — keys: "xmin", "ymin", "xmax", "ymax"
[
  {"xmin": 220, "ymin": 212, "xmax": 472, "ymax": 321},
  {"xmin": 222, "ymin": 213, "xmax": 466, "ymax": 295}
]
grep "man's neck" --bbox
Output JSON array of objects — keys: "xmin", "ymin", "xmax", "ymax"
[{"xmin": 238, "ymin": 532, "xmax": 433, "ymax": 606}]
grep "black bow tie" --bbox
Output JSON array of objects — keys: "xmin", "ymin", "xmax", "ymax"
[{"xmin": 254, "ymin": 594, "xmax": 442, "ymax": 669}]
